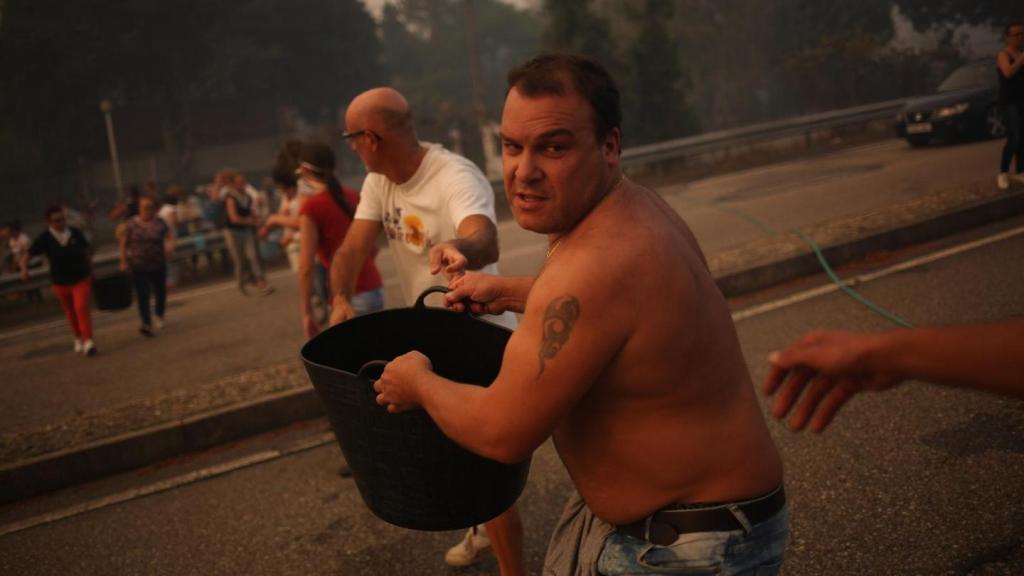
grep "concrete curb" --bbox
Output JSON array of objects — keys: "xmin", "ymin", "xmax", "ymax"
[
  {"xmin": 712, "ymin": 189, "xmax": 1024, "ymax": 297},
  {"xmin": 3, "ymin": 186, "xmax": 1023, "ymax": 504},
  {"xmin": 0, "ymin": 388, "xmax": 324, "ymax": 504}
]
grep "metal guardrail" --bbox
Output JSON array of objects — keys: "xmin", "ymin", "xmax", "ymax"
[
  {"xmin": 0, "ymin": 230, "xmax": 227, "ymax": 297},
  {"xmin": 2, "ymin": 98, "xmax": 906, "ymax": 296},
  {"xmin": 485, "ymin": 97, "xmax": 905, "ymax": 186}
]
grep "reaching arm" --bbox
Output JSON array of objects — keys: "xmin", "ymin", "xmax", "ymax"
[
  {"xmin": 428, "ymin": 215, "xmax": 499, "ymax": 280},
  {"xmin": 328, "ymin": 218, "xmax": 381, "ymax": 325},
  {"xmin": 225, "ymin": 195, "xmax": 258, "ymax": 227},
  {"xmin": 763, "ymin": 320, "xmax": 1024, "ymax": 432},
  {"xmin": 374, "ymin": 252, "xmax": 631, "ymax": 463},
  {"xmin": 998, "ymin": 50, "xmax": 1024, "ymax": 79},
  {"xmin": 298, "ymin": 215, "xmax": 320, "ymax": 339},
  {"xmin": 444, "ymin": 272, "xmax": 535, "ymax": 315},
  {"xmin": 118, "ymin": 230, "xmax": 129, "ymax": 272}
]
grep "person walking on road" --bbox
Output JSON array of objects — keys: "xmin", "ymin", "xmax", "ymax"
[
  {"xmin": 327, "ymin": 87, "xmax": 521, "ymax": 573},
  {"xmin": 221, "ymin": 169, "xmax": 274, "ymax": 296},
  {"xmin": 20, "ymin": 205, "xmax": 96, "ymax": 355},
  {"xmin": 295, "ymin": 142, "xmax": 384, "ymax": 339},
  {"xmin": 997, "ymin": 21, "xmax": 1024, "ymax": 190},
  {"xmin": 119, "ymin": 195, "xmax": 174, "ymax": 337}
]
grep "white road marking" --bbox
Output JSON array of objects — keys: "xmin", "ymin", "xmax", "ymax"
[
  {"xmin": 731, "ymin": 224, "xmax": 1024, "ymax": 322},
  {"xmin": 0, "ymin": 432, "xmax": 335, "ymax": 537}
]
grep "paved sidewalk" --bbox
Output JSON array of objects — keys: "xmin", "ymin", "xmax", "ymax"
[{"xmin": 2, "ymin": 138, "xmax": 1021, "ymax": 502}]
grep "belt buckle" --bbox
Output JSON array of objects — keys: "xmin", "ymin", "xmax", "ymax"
[{"xmin": 646, "ymin": 518, "xmax": 679, "ymax": 546}]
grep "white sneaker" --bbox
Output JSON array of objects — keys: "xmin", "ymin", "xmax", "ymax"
[
  {"xmin": 444, "ymin": 525, "xmax": 491, "ymax": 567},
  {"xmin": 997, "ymin": 172, "xmax": 1010, "ymax": 190},
  {"xmin": 82, "ymin": 340, "xmax": 97, "ymax": 356},
  {"xmin": 74, "ymin": 339, "xmax": 83, "ymax": 354},
  {"xmin": 154, "ymin": 316, "xmax": 164, "ymax": 330}
]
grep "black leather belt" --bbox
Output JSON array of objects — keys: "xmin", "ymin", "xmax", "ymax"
[{"xmin": 616, "ymin": 487, "xmax": 786, "ymax": 546}]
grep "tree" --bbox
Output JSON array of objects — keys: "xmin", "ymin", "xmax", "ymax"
[
  {"xmin": 622, "ymin": 0, "xmax": 698, "ymax": 144},
  {"xmin": 0, "ymin": 0, "xmax": 385, "ymax": 187},
  {"xmin": 895, "ymin": 1, "xmax": 1018, "ymax": 32}
]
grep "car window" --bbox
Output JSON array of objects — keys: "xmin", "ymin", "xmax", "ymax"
[{"xmin": 937, "ymin": 62, "xmax": 996, "ymax": 92}]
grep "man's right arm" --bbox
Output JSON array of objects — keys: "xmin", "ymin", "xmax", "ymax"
[
  {"xmin": 329, "ymin": 218, "xmax": 381, "ymax": 325},
  {"xmin": 444, "ymin": 272, "xmax": 534, "ymax": 315}
]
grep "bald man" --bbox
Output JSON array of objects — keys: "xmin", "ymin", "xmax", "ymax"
[{"xmin": 328, "ymin": 88, "xmax": 523, "ymax": 573}]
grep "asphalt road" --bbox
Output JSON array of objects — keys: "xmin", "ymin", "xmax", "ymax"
[
  {"xmin": 2, "ymin": 215, "xmax": 1022, "ymax": 575},
  {"xmin": 0, "ymin": 137, "xmax": 1005, "ymax": 436}
]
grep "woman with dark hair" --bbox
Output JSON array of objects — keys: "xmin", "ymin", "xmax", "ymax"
[
  {"xmin": 295, "ymin": 142, "xmax": 383, "ymax": 338},
  {"xmin": 997, "ymin": 21, "xmax": 1024, "ymax": 190},
  {"xmin": 21, "ymin": 205, "xmax": 96, "ymax": 355},
  {"xmin": 119, "ymin": 195, "xmax": 174, "ymax": 336},
  {"xmin": 222, "ymin": 169, "xmax": 274, "ymax": 296}
]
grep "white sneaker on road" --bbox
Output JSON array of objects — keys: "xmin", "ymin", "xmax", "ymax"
[
  {"xmin": 445, "ymin": 524, "xmax": 490, "ymax": 567},
  {"xmin": 82, "ymin": 340, "xmax": 97, "ymax": 356},
  {"xmin": 74, "ymin": 339, "xmax": 83, "ymax": 354},
  {"xmin": 997, "ymin": 172, "xmax": 1010, "ymax": 190},
  {"xmin": 154, "ymin": 316, "xmax": 164, "ymax": 330}
]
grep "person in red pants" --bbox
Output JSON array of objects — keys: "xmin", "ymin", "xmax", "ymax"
[{"xmin": 20, "ymin": 205, "xmax": 96, "ymax": 355}]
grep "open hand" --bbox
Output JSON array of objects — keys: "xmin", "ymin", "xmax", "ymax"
[
  {"xmin": 763, "ymin": 330, "xmax": 902, "ymax": 432},
  {"xmin": 429, "ymin": 242, "xmax": 468, "ymax": 281}
]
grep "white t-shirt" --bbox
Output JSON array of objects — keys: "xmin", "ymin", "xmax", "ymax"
[{"xmin": 355, "ymin": 143, "xmax": 516, "ymax": 329}]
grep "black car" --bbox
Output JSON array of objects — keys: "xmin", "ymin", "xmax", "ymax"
[{"xmin": 897, "ymin": 59, "xmax": 1006, "ymax": 147}]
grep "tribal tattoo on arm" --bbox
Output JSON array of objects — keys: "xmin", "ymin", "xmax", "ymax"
[{"xmin": 538, "ymin": 295, "xmax": 581, "ymax": 376}]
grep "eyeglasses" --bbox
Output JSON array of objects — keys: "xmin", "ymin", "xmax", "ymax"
[{"xmin": 341, "ymin": 129, "xmax": 382, "ymax": 142}]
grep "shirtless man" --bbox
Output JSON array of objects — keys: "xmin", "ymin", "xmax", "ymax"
[{"xmin": 374, "ymin": 54, "xmax": 787, "ymax": 574}]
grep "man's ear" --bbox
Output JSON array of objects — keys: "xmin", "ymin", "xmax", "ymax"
[{"xmin": 602, "ymin": 127, "xmax": 622, "ymax": 161}]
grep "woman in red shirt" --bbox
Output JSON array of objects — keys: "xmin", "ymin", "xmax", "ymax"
[{"xmin": 295, "ymin": 142, "xmax": 383, "ymax": 338}]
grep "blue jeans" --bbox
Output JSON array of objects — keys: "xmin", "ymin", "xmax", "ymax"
[
  {"xmin": 1001, "ymin": 103, "xmax": 1023, "ymax": 173},
  {"xmin": 597, "ymin": 506, "xmax": 789, "ymax": 575},
  {"xmin": 350, "ymin": 288, "xmax": 384, "ymax": 316},
  {"xmin": 131, "ymin": 268, "xmax": 167, "ymax": 327}
]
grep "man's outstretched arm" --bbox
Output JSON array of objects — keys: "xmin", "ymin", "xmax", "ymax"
[
  {"xmin": 763, "ymin": 320, "xmax": 1024, "ymax": 432},
  {"xmin": 429, "ymin": 215, "xmax": 499, "ymax": 280}
]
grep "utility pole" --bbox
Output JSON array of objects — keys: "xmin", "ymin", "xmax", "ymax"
[{"xmin": 99, "ymin": 99, "xmax": 125, "ymax": 198}]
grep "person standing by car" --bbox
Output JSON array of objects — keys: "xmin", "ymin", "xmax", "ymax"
[
  {"xmin": 21, "ymin": 205, "xmax": 96, "ymax": 355},
  {"xmin": 997, "ymin": 21, "xmax": 1024, "ymax": 190}
]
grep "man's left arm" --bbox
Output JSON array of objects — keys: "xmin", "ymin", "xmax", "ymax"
[{"xmin": 429, "ymin": 215, "xmax": 499, "ymax": 279}]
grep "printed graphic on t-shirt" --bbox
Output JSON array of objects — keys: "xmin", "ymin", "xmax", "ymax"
[{"xmin": 382, "ymin": 207, "xmax": 433, "ymax": 253}]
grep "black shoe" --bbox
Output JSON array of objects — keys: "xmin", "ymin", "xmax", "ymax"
[{"xmin": 139, "ymin": 325, "xmax": 153, "ymax": 337}]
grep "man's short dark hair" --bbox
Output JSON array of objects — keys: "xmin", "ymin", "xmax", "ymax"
[
  {"xmin": 44, "ymin": 204, "xmax": 63, "ymax": 220},
  {"xmin": 507, "ymin": 53, "xmax": 621, "ymax": 141},
  {"xmin": 1007, "ymin": 22, "xmax": 1024, "ymax": 36}
]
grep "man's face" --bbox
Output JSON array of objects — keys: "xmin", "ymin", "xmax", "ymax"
[
  {"xmin": 500, "ymin": 86, "xmax": 619, "ymax": 234},
  {"xmin": 1009, "ymin": 25, "xmax": 1024, "ymax": 48},
  {"xmin": 344, "ymin": 112, "xmax": 380, "ymax": 173},
  {"xmin": 48, "ymin": 211, "xmax": 67, "ymax": 231}
]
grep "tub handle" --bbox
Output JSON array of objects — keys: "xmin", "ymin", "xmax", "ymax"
[{"xmin": 357, "ymin": 360, "xmax": 389, "ymax": 381}]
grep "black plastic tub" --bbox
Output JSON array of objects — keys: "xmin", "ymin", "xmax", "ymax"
[
  {"xmin": 300, "ymin": 287, "xmax": 529, "ymax": 531},
  {"xmin": 93, "ymin": 273, "xmax": 133, "ymax": 311}
]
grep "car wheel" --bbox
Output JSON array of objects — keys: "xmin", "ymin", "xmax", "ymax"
[
  {"xmin": 906, "ymin": 135, "xmax": 930, "ymax": 147},
  {"xmin": 986, "ymin": 106, "xmax": 1007, "ymax": 139}
]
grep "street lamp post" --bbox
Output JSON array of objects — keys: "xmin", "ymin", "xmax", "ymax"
[{"xmin": 99, "ymin": 99, "xmax": 124, "ymax": 198}]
